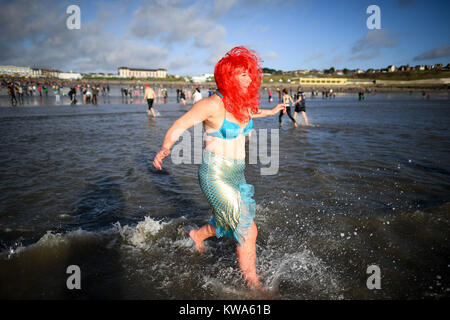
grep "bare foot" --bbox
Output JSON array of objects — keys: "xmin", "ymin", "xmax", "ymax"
[
  {"xmin": 189, "ymin": 229, "xmax": 205, "ymax": 253},
  {"xmin": 245, "ymin": 274, "xmax": 263, "ymax": 292}
]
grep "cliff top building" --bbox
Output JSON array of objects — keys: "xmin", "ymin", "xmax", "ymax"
[{"xmin": 118, "ymin": 67, "xmax": 167, "ymax": 78}]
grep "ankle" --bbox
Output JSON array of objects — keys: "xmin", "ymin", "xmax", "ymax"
[
  {"xmin": 244, "ymin": 274, "xmax": 262, "ymax": 289},
  {"xmin": 189, "ymin": 229, "xmax": 198, "ymax": 238}
]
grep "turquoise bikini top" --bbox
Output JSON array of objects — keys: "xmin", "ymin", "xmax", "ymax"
[{"xmin": 206, "ymin": 90, "xmax": 253, "ymax": 140}]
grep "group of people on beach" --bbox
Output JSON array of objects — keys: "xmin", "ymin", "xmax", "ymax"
[
  {"xmin": 279, "ymin": 87, "xmax": 309, "ymax": 127},
  {"xmin": 1, "ymin": 79, "xmax": 67, "ymax": 106},
  {"xmin": 0, "ymin": 79, "xmax": 113, "ymax": 106},
  {"xmin": 143, "ymin": 86, "xmax": 204, "ymax": 118},
  {"xmin": 176, "ymin": 87, "xmax": 204, "ymax": 105},
  {"xmin": 121, "ymin": 85, "xmax": 168, "ymax": 103},
  {"xmin": 66, "ymin": 84, "xmax": 110, "ymax": 105},
  {"xmin": 264, "ymin": 87, "xmax": 310, "ymax": 126}
]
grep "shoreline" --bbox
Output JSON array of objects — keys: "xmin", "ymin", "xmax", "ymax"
[{"xmin": 2, "ymin": 77, "xmax": 449, "ymax": 93}]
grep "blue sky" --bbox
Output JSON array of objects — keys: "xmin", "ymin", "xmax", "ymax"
[{"xmin": 0, "ymin": 0, "xmax": 449, "ymax": 76}]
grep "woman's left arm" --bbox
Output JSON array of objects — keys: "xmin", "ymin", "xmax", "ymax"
[
  {"xmin": 252, "ymin": 104, "xmax": 286, "ymax": 118},
  {"xmin": 290, "ymin": 96, "xmax": 295, "ymax": 105}
]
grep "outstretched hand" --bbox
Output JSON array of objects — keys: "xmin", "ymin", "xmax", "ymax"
[
  {"xmin": 272, "ymin": 104, "xmax": 286, "ymax": 115},
  {"xmin": 153, "ymin": 147, "xmax": 171, "ymax": 170}
]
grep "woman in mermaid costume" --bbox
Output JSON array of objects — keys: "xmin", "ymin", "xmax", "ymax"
[{"xmin": 153, "ymin": 46, "xmax": 286, "ymax": 289}]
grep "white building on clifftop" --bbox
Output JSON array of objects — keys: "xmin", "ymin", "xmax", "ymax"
[
  {"xmin": 191, "ymin": 73, "xmax": 214, "ymax": 83},
  {"xmin": 0, "ymin": 65, "xmax": 33, "ymax": 76},
  {"xmin": 59, "ymin": 72, "xmax": 82, "ymax": 80},
  {"xmin": 118, "ymin": 67, "xmax": 167, "ymax": 78}
]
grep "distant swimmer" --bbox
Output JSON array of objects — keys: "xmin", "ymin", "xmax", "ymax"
[
  {"xmin": 85, "ymin": 85, "xmax": 93, "ymax": 104},
  {"xmin": 54, "ymin": 86, "xmax": 60, "ymax": 104},
  {"xmin": 187, "ymin": 87, "xmax": 192, "ymax": 103},
  {"xmin": 162, "ymin": 88, "xmax": 168, "ymax": 103},
  {"xmin": 17, "ymin": 84, "xmax": 24, "ymax": 104},
  {"xmin": 92, "ymin": 86, "xmax": 98, "ymax": 105},
  {"xmin": 279, "ymin": 88, "xmax": 297, "ymax": 127},
  {"xmin": 193, "ymin": 87, "xmax": 202, "ymax": 104},
  {"xmin": 293, "ymin": 89, "xmax": 309, "ymax": 126},
  {"xmin": 144, "ymin": 84, "xmax": 157, "ymax": 118},
  {"xmin": 358, "ymin": 91, "xmax": 365, "ymax": 101},
  {"xmin": 180, "ymin": 88, "xmax": 186, "ymax": 106},
  {"xmin": 8, "ymin": 83, "xmax": 17, "ymax": 106},
  {"xmin": 68, "ymin": 87, "xmax": 77, "ymax": 105}
]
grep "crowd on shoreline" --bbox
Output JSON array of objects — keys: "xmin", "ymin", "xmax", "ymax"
[
  {"xmin": 0, "ymin": 77, "xmax": 211, "ymax": 107},
  {"xmin": 1, "ymin": 76, "xmax": 435, "ymax": 107}
]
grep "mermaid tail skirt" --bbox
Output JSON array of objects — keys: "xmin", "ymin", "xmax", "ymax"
[{"xmin": 198, "ymin": 150, "xmax": 256, "ymax": 246}]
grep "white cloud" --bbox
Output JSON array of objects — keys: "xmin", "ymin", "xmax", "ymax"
[
  {"xmin": 194, "ymin": 25, "xmax": 227, "ymax": 48},
  {"xmin": 350, "ymin": 51, "xmax": 380, "ymax": 61},
  {"xmin": 126, "ymin": 0, "xmax": 231, "ymax": 71},
  {"xmin": 262, "ymin": 51, "xmax": 280, "ymax": 60},
  {"xmin": 0, "ymin": 0, "xmax": 287, "ymax": 75},
  {"xmin": 352, "ymin": 29, "xmax": 399, "ymax": 53},
  {"xmin": 350, "ymin": 29, "xmax": 399, "ymax": 60},
  {"xmin": 211, "ymin": 0, "xmax": 238, "ymax": 18},
  {"xmin": 330, "ymin": 55, "xmax": 344, "ymax": 64},
  {"xmin": 0, "ymin": 0, "xmax": 171, "ymax": 73},
  {"xmin": 169, "ymin": 55, "xmax": 196, "ymax": 70},
  {"xmin": 128, "ymin": 0, "xmax": 223, "ymax": 46},
  {"xmin": 304, "ymin": 52, "xmax": 326, "ymax": 62},
  {"xmin": 413, "ymin": 45, "xmax": 450, "ymax": 61},
  {"xmin": 205, "ymin": 42, "xmax": 233, "ymax": 66}
]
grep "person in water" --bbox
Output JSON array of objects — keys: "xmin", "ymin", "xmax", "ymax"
[
  {"xmin": 279, "ymin": 88, "xmax": 297, "ymax": 127},
  {"xmin": 153, "ymin": 46, "xmax": 286, "ymax": 290},
  {"xmin": 293, "ymin": 89, "xmax": 309, "ymax": 126},
  {"xmin": 144, "ymin": 84, "xmax": 157, "ymax": 117}
]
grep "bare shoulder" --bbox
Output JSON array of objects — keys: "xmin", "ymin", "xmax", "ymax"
[{"xmin": 191, "ymin": 94, "xmax": 222, "ymax": 115}]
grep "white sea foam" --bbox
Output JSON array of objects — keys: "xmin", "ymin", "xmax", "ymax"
[
  {"xmin": 2, "ymin": 216, "xmax": 173, "ymax": 259},
  {"xmin": 2, "ymin": 228, "xmax": 103, "ymax": 260},
  {"xmin": 114, "ymin": 216, "xmax": 170, "ymax": 249},
  {"xmin": 260, "ymin": 246, "xmax": 343, "ymax": 299}
]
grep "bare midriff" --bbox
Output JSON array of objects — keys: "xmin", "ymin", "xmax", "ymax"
[{"xmin": 203, "ymin": 129, "xmax": 246, "ymax": 160}]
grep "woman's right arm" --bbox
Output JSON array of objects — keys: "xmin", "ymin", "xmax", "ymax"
[{"xmin": 153, "ymin": 98, "xmax": 219, "ymax": 170}]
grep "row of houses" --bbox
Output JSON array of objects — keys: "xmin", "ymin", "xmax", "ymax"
[
  {"xmin": 287, "ymin": 63, "xmax": 450, "ymax": 76},
  {"xmin": 0, "ymin": 65, "xmax": 169, "ymax": 80},
  {"xmin": 385, "ymin": 63, "xmax": 449, "ymax": 72},
  {"xmin": 0, "ymin": 65, "xmax": 82, "ymax": 79},
  {"xmin": 362, "ymin": 64, "xmax": 448, "ymax": 74}
]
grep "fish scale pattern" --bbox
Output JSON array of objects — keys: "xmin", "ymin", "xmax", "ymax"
[{"xmin": 198, "ymin": 150, "xmax": 256, "ymax": 245}]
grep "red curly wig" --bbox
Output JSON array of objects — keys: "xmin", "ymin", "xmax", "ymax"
[{"xmin": 214, "ymin": 46, "xmax": 262, "ymax": 123}]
